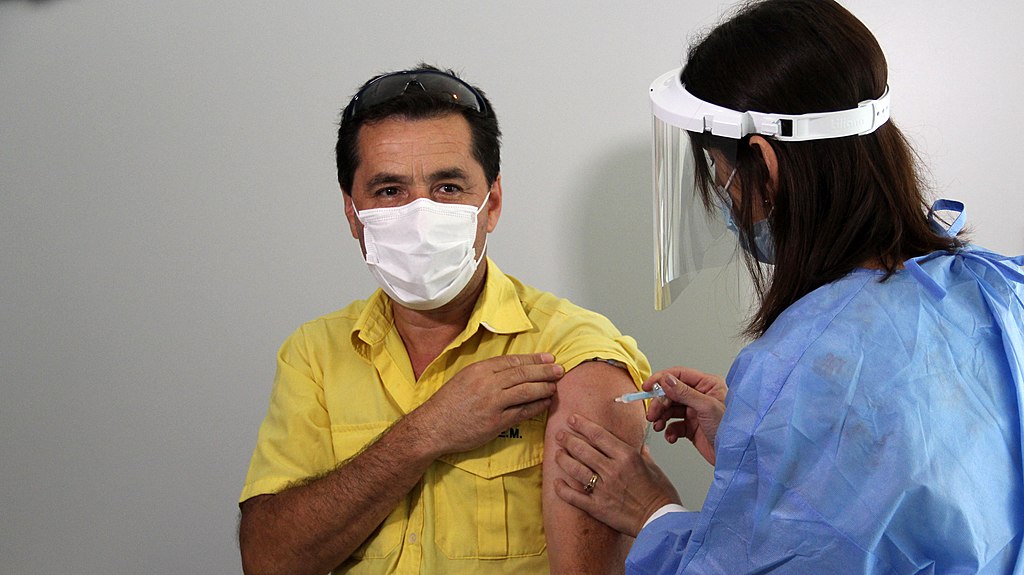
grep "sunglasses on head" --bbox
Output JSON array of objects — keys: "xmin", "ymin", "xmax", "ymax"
[{"xmin": 343, "ymin": 70, "xmax": 488, "ymax": 121}]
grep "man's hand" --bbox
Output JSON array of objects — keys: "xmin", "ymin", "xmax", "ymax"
[
  {"xmin": 645, "ymin": 367, "xmax": 727, "ymax": 465},
  {"xmin": 240, "ymin": 353, "xmax": 562, "ymax": 575},
  {"xmin": 407, "ymin": 353, "xmax": 563, "ymax": 456}
]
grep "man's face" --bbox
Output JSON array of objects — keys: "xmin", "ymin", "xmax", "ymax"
[{"xmin": 343, "ymin": 113, "xmax": 502, "ymax": 260}]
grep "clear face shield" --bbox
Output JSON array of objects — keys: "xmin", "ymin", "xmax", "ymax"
[
  {"xmin": 649, "ymin": 67, "xmax": 891, "ymax": 309},
  {"xmin": 651, "ymin": 116, "xmax": 738, "ymax": 310}
]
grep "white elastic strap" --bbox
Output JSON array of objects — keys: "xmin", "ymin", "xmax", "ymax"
[{"xmin": 650, "ymin": 67, "xmax": 891, "ymax": 142}]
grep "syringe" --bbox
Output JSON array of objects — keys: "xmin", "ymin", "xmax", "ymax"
[{"xmin": 614, "ymin": 383, "xmax": 665, "ymax": 403}]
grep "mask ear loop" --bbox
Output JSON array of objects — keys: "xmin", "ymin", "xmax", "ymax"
[
  {"xmin": 715, "ymin": 168, "xmax": 739, "ymax": 228},
  {"xmin": 765, "ymin": 190, "xmax": 775, "ymax": 216},
  {"xmin": 475, "ymin": 191, "xmax": 491, "ymax": 215},
  {"xmin": 715, "ymin": 167, "xmax": 738, "ymax": 206},
  {"xmin": 722, "ymin": 168, "xmax": 738, "ymax": 193},
  {"xmin": 472, "ymin": 191, "xmax": 492, "ymax": 264}
]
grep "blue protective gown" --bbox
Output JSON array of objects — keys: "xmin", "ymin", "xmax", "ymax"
[{"xmin": 628, "ymin": 246, "xmax": 1024, "ymax": 574}]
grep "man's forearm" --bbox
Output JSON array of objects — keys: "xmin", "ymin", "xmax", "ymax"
[{"xmin": 239, "ymin": 414, "xmax": 439, "ymax": 575}]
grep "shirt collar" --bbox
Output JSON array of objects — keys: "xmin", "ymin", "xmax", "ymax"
[
  {"xmin": 470, "ymin": 258, "xmax": 534, "ymax": 335},
  {"xmin": 351, "ymin": 258, "xmax": 533, "ymax": 351}
]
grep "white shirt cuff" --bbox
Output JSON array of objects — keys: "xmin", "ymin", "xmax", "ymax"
[{"xmin": 642, "ymin": 503, "xmax": 688, "ymax": 530}]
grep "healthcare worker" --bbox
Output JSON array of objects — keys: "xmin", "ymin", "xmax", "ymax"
[{"xmin": 552, "ymin": 0, "xmax": 1024, "ymax": 573}]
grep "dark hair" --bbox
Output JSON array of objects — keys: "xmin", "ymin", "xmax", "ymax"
[
  {"xmin": 335, "ymin": 64, "xmax": 501, "ymax": 195},
  {"xmin": 684, "ymin": 0, "xmax": 962, "ymax": 338}
]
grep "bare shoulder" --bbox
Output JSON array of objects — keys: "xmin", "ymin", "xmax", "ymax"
[{"xmin": 548, "ymin": 360, "xmax": 645, "ymax": 446}]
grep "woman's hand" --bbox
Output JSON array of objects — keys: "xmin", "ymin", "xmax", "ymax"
[
  {"xmin": 553, "ymin": 414, "xmax": 681, "ymax": 538},
  {"xmin": 645, "ymin": 367, "xmax": 727, "ymax": 465}
]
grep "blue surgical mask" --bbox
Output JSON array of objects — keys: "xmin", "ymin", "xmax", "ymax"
[
  {"xmin": 748, "ymin": 218, "xmax": 776, "ymax": 264},
  {"xmin": 717, "ymin": 169, "xmax": 776, "ymax": 264}
]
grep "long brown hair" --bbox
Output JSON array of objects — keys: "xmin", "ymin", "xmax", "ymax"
[{"xmin": 683, "ymin": 0, "xmax": 962, "ymax": 338}]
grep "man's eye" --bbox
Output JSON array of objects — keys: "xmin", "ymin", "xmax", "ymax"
[
  {"xmin": 374, "ymin": 187, "xmax": 401, "ymax": 197},
  {"xmin": 437, "ymin": 184, "xmax": 462, "ymax": 194}
]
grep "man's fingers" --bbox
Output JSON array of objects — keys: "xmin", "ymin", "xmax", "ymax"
[
  {"xmin": 502, "ymin": 395, "xmax": 553, "ymax": 426},
  {"xmin": 504, "ymin": 380, "xmax": 556, "ymax": 406},
  {"xmin": 490, "ymin": 361, "xmax": 564, "ymax": 388},
  {"xmin": 461, "ymin": 354, "xmax": 563, "ymax": 391},
  {"xmin": 486, "ymin": 352, "xmax": 556, "ymax": 372}
]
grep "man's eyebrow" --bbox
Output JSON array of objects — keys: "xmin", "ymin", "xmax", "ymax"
[
  {"xmin": 364, "ymin": 172, "xmax": 411, "ymax": 189},
  {"xmin": 428, "ymin": 167, "xmax": 469, "ymax": 182}
]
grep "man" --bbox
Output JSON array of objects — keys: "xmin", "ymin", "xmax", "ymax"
[{"xmin": 239, "ymin": 65, "xmax": 650, "ymax": 574}]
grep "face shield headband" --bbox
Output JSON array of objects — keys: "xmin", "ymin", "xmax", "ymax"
[{"xmin": 649, "ymin": 67, "xmax": 891, "ymax": 310}]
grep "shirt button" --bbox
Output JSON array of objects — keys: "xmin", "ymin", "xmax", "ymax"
[{"xmin": 408, "ymin": 533, "xmax": 418, "ymax": 544}]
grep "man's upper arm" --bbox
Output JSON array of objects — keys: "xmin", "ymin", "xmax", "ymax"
[
  {"xmin": 241, "ymin": 329, "xmax": 334, "ymax": 503},
  {"xmin": 543, "ymin": 360, "xmax": 647, "ymax": 573}
]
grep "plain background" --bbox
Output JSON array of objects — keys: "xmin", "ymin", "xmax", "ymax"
[{"xmin": 2, "ymin": 0, "xmax": 1022, "ymax": 572}]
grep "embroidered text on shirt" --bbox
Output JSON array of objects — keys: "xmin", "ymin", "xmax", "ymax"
[{"xmin": 498, "ymin": 427, "xmax": 522, "ymax": 439}]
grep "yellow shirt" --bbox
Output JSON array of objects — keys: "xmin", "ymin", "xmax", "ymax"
[{"xmin": 241, "ymin": 260, "xmax": 650, "ymax": 574}]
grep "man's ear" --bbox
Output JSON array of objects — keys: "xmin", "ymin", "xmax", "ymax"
[
  {"xmin": 485, "ymin": 175, "xmax": 502, "ymax": 233},
  {"xmin": 748, "ymin": 136, "xmax": 779, "ymax": 199},
  {"xmin": 342, "ymin": 191, "xmax": 361, "ymax": 239}
]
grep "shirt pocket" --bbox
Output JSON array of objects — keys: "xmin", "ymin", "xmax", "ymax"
[
  {"xmin": 433, "ymin": 417, "xmax": 546, "ymax": 559},
  {"xmin": 330, "ymin": 422, "xmax": 408, "ymax": 560}
]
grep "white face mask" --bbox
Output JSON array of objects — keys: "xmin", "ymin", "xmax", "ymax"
[{"xmin": 353, "ymin": 194, "xmax": 489, "ymax": 310}]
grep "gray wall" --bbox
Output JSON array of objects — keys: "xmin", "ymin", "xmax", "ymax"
[{"xmin": 2, "ymin": 1, "xmax": 1022, "ymax": 572}]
